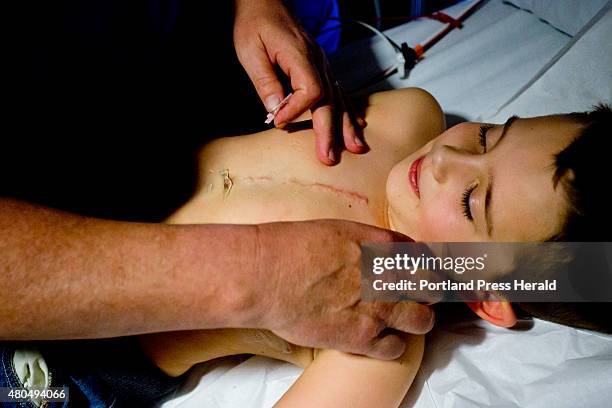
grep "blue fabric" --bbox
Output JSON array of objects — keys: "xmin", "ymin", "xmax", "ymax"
[
  {"xmin": 0, "ymin": 339, "xmax": 183, "ymax": 408},
  {"xmin": 286, "ymin": 0, "xmax": 341, "ymax": 53},
  {"xmin": 1, "ymin": 342, "xmax": 73, "ymax": 408}
]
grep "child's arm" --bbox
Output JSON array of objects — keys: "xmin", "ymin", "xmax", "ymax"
[
  {"xmin": 137, "ymin": 328, "xmax": 315, "ymax": 377},
  {"xmin": 139, "ymin": 329, "xmax": 423, "ymax": 407},
  {"xmin": 274, "ymin": 334, "xmax": 424, "ymax": 408}
]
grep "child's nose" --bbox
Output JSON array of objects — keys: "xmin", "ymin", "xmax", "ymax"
[{"xmin": 431, "ymin": 144, "xmax": 481, "ymax": 184}]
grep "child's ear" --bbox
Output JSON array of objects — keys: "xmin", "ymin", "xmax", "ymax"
[{"xmin": 466, "ymin": 301, "xmax": 517, "ymax": 328}]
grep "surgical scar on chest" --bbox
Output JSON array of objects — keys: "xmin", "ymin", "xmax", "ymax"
[{"xmin": 210, "ymin": 171, "xmax": 369, "ymax": 206}]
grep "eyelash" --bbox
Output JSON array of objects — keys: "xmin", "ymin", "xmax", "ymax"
[
  {"xmin": 461, "ymin": 184, "xmax": 477, "ymax": 221},
  {"xmin": 478, "ymin": 124, "xmax": 493, "ymax": 152},
  {"xmin": 461, "ymin": 125, "xmax": 492, "ymax": 221}
]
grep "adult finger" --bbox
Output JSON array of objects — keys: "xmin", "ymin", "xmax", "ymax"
[
  {"xmin": 311, "ymin": 102, "xmax": 336, "ymax": 165},
  {"xmin": 308, "ymin": 53, "xmax": 341, "ymax": 165},
  {"xmin": 318, "ymin": 51, "xmax": 366, "ymax": 153},
  {"xmin": 384, "ymin": 302, "xmax": 435, "ymax": 335},
  {"xmin": 239, "ymin": 45, "xmax": 286, "ymax": 113},
  {"xmin": 273, "ymin": 49, "xmax": 325, "ymax": 126},
  {"xmin": 333, "ymin": 80, "xmax": 367, "ymax": 154},
  {"xmin": 366, "ymin": 332, "xmax": 407, "ymax": 360},
  {"xmin": 341, "ymin": 84, "xmax": 368, "ymax": 131}
]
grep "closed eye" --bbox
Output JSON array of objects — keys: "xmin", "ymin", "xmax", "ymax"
[
  {"xmin": 461, "ymin": 183, "xmax": 477, "ymax": 221},
  {"xmin": 478, "ymin": 124, "xmax": 493, "ymax": 153}
]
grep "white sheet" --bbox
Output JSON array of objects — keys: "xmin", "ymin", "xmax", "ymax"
[
  {"xmin": 161, "ymin": 319, "xmax": 612, "ymax": 408},
  {"xmin": 161, "ymin": 1, "xmax": 612, "ymax": 407},
  {"xmin": 406, "ymin": 318, "xmax": 612, "ymax": 408},
  {"xmin": 503, "ymin": 0, "xmax": 609, "ymax": 36},
  {"xmin": 331, "ymin": 0, "xmax": 572, "ymax": 121},
  {"xmin": 485, "ymin": 1, "xmax": 612, "ymax": 122}
]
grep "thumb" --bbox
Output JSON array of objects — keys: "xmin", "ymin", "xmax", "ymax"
[{"xmin": 240, "ymin": 48, "xmax": 285, "ymax": 112}]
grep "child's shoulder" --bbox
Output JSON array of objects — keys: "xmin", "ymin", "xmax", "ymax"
[
  {"xmin": 367, "ymin": 87, "xmax": 440, "ymax": 107},
  {"xmin": 364, "ymin": 87, "xmax": 445, "ymax": 153}
]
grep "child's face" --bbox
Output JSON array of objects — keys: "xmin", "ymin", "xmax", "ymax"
[{"xmin": 386, "ymin": 115, "xmax": 584, "ymax": 242}]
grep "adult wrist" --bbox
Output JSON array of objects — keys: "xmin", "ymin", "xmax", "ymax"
[
  {"xmin": 188, "ymin": 223, "xmax": 267, "ymax": 329},
  {"xmin": 234, "ymin": 0, "xmax": 286, "ymax": 19}
]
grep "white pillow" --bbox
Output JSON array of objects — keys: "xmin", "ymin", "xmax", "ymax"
[{"xmin": 504, "ymin": 0, "xmax": 609, "ymax": 35}]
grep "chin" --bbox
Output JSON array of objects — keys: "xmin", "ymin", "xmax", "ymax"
[{"xmin": 385, "ymin": 166, "xmax": 419, "ymax": 238}]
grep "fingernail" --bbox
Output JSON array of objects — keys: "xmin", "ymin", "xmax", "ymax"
[
  {"xmin": 327, "ymin": 148, "xmax": 335, "ymax": 163},
  {"xmin": 265, "ymin": 95, "xmax": 281, "ymax": 112},
  {"xmin": 354, "ymin": 136, "xmax": 364, "ymax": 147}
]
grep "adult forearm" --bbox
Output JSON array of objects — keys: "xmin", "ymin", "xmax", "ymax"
[
  {"xmin": 0, "ymin": 198, "xmax": 435, "ymax": 359},
  {"xmin": 0, "ymin": 198, "xmax": 260, "ymax": 340}
]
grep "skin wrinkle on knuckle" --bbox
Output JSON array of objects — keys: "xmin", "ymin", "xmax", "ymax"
[
  {"xmin": 238, "ymin": 43, "xmax": 269, "ymax": 69},
  {"xmin": 347, "ymin": 291, "xmax": 361, "ymax": 309},
  {"xmin": 347, "ymin": 317, "xmax": 370, "ymax": 351},
  {"xmin": 253, "ymin": 75, "xmax": 279, "ymax": 92},
  {"xmin": 381, "ymin": 303, "xmax": 405, "ymax": 332},
  {"xmin": 302, "ymin": 85, "xmax": 324, "ymax": 107},
  {"xmin": 371, "ymin": 317, "xmax": 387, "ymax": 338},
  {"xmin": 400, "ymin": 304, "xmax": 422, "ymax": 331},
  {"xmin": 314, "ymin": 105, "xmax": 334, "ymax": 124},
  {"xmin": 291, "ymin": 34, "xmax": 309, "ymax": 53},
  {"xmin": 409, "ymin": 304, "xmax": 434, "ymax": 333},
  {"xmin": 374, "ymin": 302, "xmax": 394, "ymax": 323},
  {"xmin": 360, "ymin": 316, "xmax": 381, "ymax": 342}
]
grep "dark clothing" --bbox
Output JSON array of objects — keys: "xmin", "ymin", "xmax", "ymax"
[
  {"xmin": 2, "ymin": 1, "xmax": 262, "ymax": 407},
  {"xmin": 4, "ymin": 0, "xmax": 264, "ymax": 222},
  {"xmin": 1, "ymin": 338, "xmax": 184, "ymax": 407}
]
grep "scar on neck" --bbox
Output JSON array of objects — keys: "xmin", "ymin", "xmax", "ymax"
[{"xmin": 241, "ymin": 175, "xmax": 369, "ymax": 206}]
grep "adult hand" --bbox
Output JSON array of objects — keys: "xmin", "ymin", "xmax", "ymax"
[
  {"xmin": 233, "ymin": 0, "xmax": 367, "ymax": 166},
  {"xmin": 252, "ymin": 220, "xmax": 435, "ymax": 360}
]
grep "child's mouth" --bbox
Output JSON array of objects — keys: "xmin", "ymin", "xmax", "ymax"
[{"xmin": 409, "ymin": 155, "xmax": 424, "ymax": 198}]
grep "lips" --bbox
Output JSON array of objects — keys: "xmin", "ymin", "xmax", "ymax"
[{"xmin": 409, "ymin": 156, "xmax": 424, "ymax": 198}]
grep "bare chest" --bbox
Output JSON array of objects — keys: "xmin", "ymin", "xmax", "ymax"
[{"xmin": 167, "ymin": 130, "xmax": 397, "ymax": 227}]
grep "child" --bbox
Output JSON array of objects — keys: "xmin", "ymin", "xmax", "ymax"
[{"xmin": 138, "ymin": 88, "xmax": 611, "ymax": 407}]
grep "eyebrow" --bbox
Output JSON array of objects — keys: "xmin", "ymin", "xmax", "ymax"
[{"xmin": 484, "ymin": 115, "xmax": 519, "ymax": 236}]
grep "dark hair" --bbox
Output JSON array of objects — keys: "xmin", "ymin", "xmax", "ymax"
[
  {"xmin": 514, "ymin": 103, "xmax": 612, "ymax": 334},
  {"xmin": 551, "ymin": 103, "xmax": 612, "ymax": 241}
]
